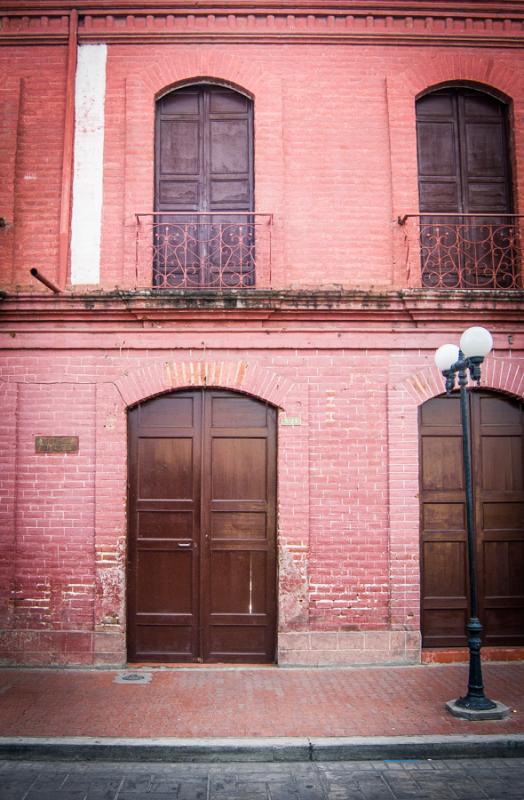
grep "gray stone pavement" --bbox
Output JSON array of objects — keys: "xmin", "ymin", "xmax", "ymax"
[{"xmin": 1, "ymin": 758, "xmax": 524, "ymax": 800}]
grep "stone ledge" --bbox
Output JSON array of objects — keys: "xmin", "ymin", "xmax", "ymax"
[{"xmin": 278, "ymin": 630, "xmax": 421, "ymax": 666}]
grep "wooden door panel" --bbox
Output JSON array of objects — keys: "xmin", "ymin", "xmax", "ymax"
[
  {"xmin": 138, "ymin": 395, "xmax": 195, "ymax": 428},
  {"xmin": 417, "ymin": 121, "xmax": 458, "ymax": 175},
  {"xmin": 421, "ymin": 436, "xmax": 464, "ymax": 491},
  {"xmin": 135, "ymin": 625, "xmax": 194, "ymax": 658},
  {"xmin": 209, "ymin": 550, "xmax": 268, "ymax": 614},
  {"xmin": 210, "ymin": 119, "xmax": 249, "ymax": 174},
  {"xmin": 138, "ymin": 438, "xmax": 194, "ymax": 499},
  {"xmin": 158, "ymin": 181, "xmax": 200, "ymax": 208},
  {"xmin": 422, "ymin": 608, "xmax": 468, "ymax": 648},
  {"xmin": 138, "ymin": 510, "xmax": 193, "ymax": 539},
  {"xmin": 203, "ymin": 392, "xmax": 276, "ymax": 662},
  {"xmin": 160, "ymin": 120, "xmax": 201, "ymax": 176},
  {"xmin": 422, "ymin": 503, "xmax": 464, "ymax": 530},
  {"xmin": 208, "ymin": 626, "xmax": 268, "ymax": 659},
  {"xmin": 128, "ymin": 390, "xmax": 276, "ymax": 663},
  {"xmin": 128, "ymin": 392, "xmax": 202, "ymax": 662},
  {"xmin": 211, "ymin": 438, "xmax": 267, "ymax": 500},
  {"xmin": 422, "ymin": 539, "xmax": 467, "ymax": 597},
  {"xmin": 211, "ymin": 511, "xmax": 267, "ymax": 540},
  {"xmin": 209, "ymin": 88, "xmax": 249, "ymax": 114},
  {"xmin": 479, "ymin": 395, "xmax": 521, "ymax": 425},
  {"xmin": 464, "ymin": 122, "xmax": 506, "ymax": 177},
  {"xmin": 483, "ymin": 502, "xmax": 524, "ymax": 529},
  {"xmin": 481, "ymin": 437, "xmax": 523, "ymax": 491},
  {"xmin": 136, "ymin": 550, "xmax": 193, "ymax": 613},
  {"xmin": 483, "ymin": 538, "xmax": 524, "ymax": 596},
  {"xmin": 420, "ymin": 392, "xmax": 524, "ymax": 648}
]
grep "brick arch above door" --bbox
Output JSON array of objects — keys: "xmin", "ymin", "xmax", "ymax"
[
  {"xmin": 115, "ymin": 359, "xmax": 300, "ymax": 412},
  {"xmin": 111, "ymin": 359, "xmax": 310, "ymax": 638},
  {"xmin": 387, "ymin": 356, "xmax": 524, "ymax": 637}
]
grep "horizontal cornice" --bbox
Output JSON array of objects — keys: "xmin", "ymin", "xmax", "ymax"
[
  {"xmin": 1, "ymin": 288, "xmax": 523, "ymax": 324},
  {"xmin": 2, "ymin": 3, "xmax": 524, "ymax": 47}
]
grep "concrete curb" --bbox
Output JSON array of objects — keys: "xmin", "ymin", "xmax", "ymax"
[{"xmin": 0, "ymin": 735, "xmax": 523, "ymax": 762}]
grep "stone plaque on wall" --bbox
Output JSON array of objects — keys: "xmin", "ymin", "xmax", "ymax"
[{"xmin": 35, "ymin": 436, "xmax": 79, "ymax": 454}]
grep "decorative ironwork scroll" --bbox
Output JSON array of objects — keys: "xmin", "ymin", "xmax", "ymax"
[
  {"xmin": 400, "ymin": 215, "xmax": 522, "ymax": 290},
  {"xmin": 136, "ymin": 213, "xmax": 272, "ymax": 290}
]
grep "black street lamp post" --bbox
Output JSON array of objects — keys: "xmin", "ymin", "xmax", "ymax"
[{"xmin": 435, "ymin": 327, "xmax": 510, "ymax": 721}]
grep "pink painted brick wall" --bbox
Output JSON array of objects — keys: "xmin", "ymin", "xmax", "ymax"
[
  {"xmin": 0, "ymin": 343, "xmax": 522, "ymax": 665},
  {"xmin": 2, "ymin": 39, "xmax": 524, "ymax": 290},
  {"xmin": 1, "ymin": 8, "xmax": 524, "ymax": 665},
  {"xmin": 0, "ymin": 46, "xmax": 67, "ymax": 290}
]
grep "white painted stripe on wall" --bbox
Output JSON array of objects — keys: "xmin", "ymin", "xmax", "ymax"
[{"xmin": 70, "ymin": 44, "xmax": 107, "ymax": 285}]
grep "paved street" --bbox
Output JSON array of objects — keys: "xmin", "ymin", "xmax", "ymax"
[{"xmin": 1, "ymin": 758, "xmax": 524, "ymax": 800}]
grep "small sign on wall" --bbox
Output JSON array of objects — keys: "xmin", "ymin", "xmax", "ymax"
[
  {"xmin": 35, "ymin": 436, "xmax": 79, "ymax": 454},
  {"xmin": 280, "ymin": 416, "xmax": 302, "ymax": 426}
]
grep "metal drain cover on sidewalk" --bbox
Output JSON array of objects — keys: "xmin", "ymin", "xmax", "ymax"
[{"xmin": 114, "ymin": 671, "xmax": 152, "ymax": 685}]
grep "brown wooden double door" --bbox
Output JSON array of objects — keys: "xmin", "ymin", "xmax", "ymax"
[
  {"xmin": 127, "ymin": 390, "xmax": 277, "ymax": 663},
  {"xmin": 420, "ymin": 391, "xmax": 524, "ymax": 648}
]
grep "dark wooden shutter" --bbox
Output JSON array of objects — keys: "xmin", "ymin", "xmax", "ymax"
[
  {"xmin": 128, "ymin": 390, "xmax": 276, "ymax": 663},
  {"xmin": 420, "ymin": 392, "xmax": 524, "ymax": 648},
  {"xmin": 154, "ymin": 85, "xmax": 254, "ymax": 287},
  {"xmin": 416, "ymin": 88, "xmax": 513, "ymax": 288}
]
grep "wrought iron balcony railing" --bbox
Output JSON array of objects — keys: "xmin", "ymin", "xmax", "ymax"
[
  {"xmin": 136, "ymin": 212, "xmax": 273, "ymax": 290},
  {"xmin": 399, "ymin": 214, "xmax": 523, "ymax": 289}
]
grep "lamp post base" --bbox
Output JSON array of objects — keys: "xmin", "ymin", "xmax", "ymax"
[{"xmin": 446, "ymin": 699, "xmax": 511, "ymax": 721}]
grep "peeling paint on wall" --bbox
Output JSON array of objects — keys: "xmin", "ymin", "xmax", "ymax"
[{"xmin": 70, "ymin": 44, "xmax": 107, "ymax": 285}]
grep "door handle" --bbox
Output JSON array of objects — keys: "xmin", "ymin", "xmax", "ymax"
[{"xmin": 178, "ymin": 542, "xmax": 192, "ymax": 548}]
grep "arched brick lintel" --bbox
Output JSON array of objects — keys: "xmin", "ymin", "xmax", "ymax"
[
  {"xmin": 399, "ymin": 358, "xmax": 524, "ymax": 406},
  {"xmin": 128, "ymin": 50, "xmax": 271, "ymax": 103},
  {"xmin": 115, "ymin": 359, "xmax": 299, "ymax": 412},
  {"xmin": 387, "ymin": 356, "xmax": 524, "ymax": 637},
  {"xmin": 398, "ymin": 54, "xmax": 524, "ymax": 104}
]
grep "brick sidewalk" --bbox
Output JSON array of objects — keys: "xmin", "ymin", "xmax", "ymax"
[{"xmin": 0, "ymin": 663, "xmax": 522, "ymax": 739}]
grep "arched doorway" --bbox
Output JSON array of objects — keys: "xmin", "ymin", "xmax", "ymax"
[
  {"xmin": 419, "ymin": 390, "xmax": 524, "ymax": 648},
  {"xmin": 127, "ymin": 389, "xmax": 277, "ymax": 663}
]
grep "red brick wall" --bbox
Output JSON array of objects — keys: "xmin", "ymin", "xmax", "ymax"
[
  {"xmin": 1, "ymin": 7, "xmax": 524, "ymax": 665},
  {"xmin": 0, "ymin": 46, "xmax": 67, "ymax": 291},
  {"xmin": 0, "ymin": 339, "xmax": 522, "ymax": 666},
  {"xmin": 2, "ymin": 39, "xmax": 524, "ymax": 290}
]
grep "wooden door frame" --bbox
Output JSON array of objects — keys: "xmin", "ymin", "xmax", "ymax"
[
  {"xmin": 126, "ymin": 386, "xmax": 278, "ymax": 664},
  {"xmin": 94, "ymin": 359, "xmax": 308, "ymax": 666}
]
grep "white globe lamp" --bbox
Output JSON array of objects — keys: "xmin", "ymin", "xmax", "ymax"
[
  {"xmin": 434, "ymin": 343, "xmax": 460, "ymax": 372},
  {"xmin": 459, "ymin": 326, "xmax": 493, "ymax": 359}
]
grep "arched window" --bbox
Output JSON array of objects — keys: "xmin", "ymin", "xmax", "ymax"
[
  {"xmin": 416, "ymin": 86, "xmax": 518, "ymax": 288},
  {"xmin": 153, "ymin": 84, "xmax": 254, "ymax": 288}
]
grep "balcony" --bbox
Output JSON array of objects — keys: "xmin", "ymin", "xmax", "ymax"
[
  {"xmin": 136, "ymin": 212, "xmax": 273, "ymax": 290},
  {"xmin": 399, "ymin": 215, "xmax": 523, "ymax": 290}
]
